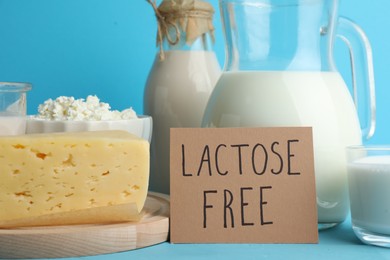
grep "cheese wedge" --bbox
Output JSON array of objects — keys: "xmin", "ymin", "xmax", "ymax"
[{"xmin": 0, "ymin": 130, "xmax": 149, "ymax": 228}]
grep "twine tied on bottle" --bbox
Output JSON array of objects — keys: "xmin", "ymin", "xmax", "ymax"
[{"xmin": 146, "ymin": 0, "xmax": 215, "ymax": 61}]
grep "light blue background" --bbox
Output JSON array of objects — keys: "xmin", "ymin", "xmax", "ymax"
[
  {"xmin": 0, "ymin": 0, "xmax": 388, "ymax": 145},
  {"xmin": 0, "ymin": 1, "xmax": 390, "ymax": 259}
]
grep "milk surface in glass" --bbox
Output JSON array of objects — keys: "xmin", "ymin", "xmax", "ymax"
[{"xmin": 202, "ymin": 71, "xmax": 362, "ymax": 223}]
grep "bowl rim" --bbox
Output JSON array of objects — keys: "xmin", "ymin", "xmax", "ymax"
[{"xmin": 26, "ymin": 115, "xmax": 151, "ymax": 123}]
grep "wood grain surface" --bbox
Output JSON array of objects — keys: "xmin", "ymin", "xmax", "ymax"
[{"xmin": 0, "ymin": 192, "xmax": 170, "ymax": 259}]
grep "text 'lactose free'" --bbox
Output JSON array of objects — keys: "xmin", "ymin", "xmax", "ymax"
[{"xmin": 180, "ymin": 139, "xmax": 302, "ymax": 229}]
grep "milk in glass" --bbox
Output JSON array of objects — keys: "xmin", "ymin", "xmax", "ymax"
[
  {"xmin": 0, "ymin": 116, "xmax": 26, "ymax": 135},
  {"xmin": 348, "ymin": 156, "xmax": 390, "ymax": 235}
]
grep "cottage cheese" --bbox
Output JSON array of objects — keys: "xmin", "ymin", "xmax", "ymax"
[{"xmin": 36, "ymin": 95, "xmax": 137, "ymax": 121}]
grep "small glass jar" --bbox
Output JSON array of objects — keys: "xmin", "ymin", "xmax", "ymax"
[{"xmin": 0, "ymin": 82, "xmax": 32, "ymax": 136}]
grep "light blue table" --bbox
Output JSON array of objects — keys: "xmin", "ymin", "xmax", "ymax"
[{"xmin": 62, "ymin": 217, "xmax": 390, "ymax": 260}]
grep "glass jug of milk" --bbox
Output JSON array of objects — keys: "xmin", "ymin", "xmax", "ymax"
[{"xmin": 202, "ymin": 0, "xmax": 375, "ymax": 230}]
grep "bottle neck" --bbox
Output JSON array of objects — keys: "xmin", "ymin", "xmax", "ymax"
[
  {"xmin": 162, "ymin": 28, "xmax": 215, "ymax": 52},
  {"xmin": 150, "ymin": 0, "xmax": 216, "ymax": 60}
]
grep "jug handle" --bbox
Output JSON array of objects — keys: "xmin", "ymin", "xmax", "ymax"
[{"xmin": 336, "ymin": 17, "xmax": 376, "ymax": 140}]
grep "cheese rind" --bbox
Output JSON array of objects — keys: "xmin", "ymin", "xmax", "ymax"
[
  {"xmin": 0, "ymin": 202, "xmax": 143, "ymax": 228},
  {"xmin": 0, "ymin": 130, "xmax": 149, "ymax": 226}
]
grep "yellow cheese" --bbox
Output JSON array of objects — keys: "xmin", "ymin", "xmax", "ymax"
[{"xmin": 0, "ymin": 130, "xmax": 149, "ymax": 227}]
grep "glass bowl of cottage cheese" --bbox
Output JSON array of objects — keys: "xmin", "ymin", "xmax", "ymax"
[{"xmin": 26, "ymin": 95, "xmax": 152, "ymax": 142}]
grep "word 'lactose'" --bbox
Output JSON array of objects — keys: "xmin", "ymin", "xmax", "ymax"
[{"xmin": 181, "ymin": 140, "xmax": 301, "ymax": 177}]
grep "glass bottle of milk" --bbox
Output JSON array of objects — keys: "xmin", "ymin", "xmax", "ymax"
[
  {"xmin": 202, "ymin": 0, "xmax": 376, "ymax": 230},
  {"xmin": 144, "ymin": 0, "xmax": 221, "ymax": 194}
]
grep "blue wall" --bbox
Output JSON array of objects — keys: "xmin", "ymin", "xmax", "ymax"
[{"xmin": 0, "ymin": 0, "xmax": 388, "ymax": 144}]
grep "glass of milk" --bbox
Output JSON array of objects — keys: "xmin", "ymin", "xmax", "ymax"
[
  {"xmin": 347, "ymin": 146, "xmax": 390, "ymax": 247},
  {"xmin": 0, "ymin": 82, "xmax": 32, "ymax": 136}
]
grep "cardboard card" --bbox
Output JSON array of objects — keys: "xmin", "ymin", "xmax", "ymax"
[{"xmin": 170, "ymin": 127, "xmax": 318, "ymax": 244}]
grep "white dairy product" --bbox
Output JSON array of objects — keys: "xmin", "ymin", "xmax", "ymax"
[
  {"xmin": 36, "ymin": 95, "xmax": 137, "ymax": 121},
  {"xmin": 348, "ymin": 155, "xmax": 390, "ymax": 235},
  {"xmin": 0, "ymin": 116, "xmax": 26, "ymax": 135},
  {"xmin": 202, "ymin": 71, "xmax": 362, "ymax": 223},
  {"xmin": 144, "ymin": 50, "xmax": 221, "ymax": 194}
]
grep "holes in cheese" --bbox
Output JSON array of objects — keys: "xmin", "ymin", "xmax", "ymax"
[{"xmin": 0, "ymin": 130, "xmax": 149, "ymax": 228}]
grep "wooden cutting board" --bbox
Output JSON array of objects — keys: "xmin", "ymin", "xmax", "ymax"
[{"xmin": 0, "ymin": 192, "xmax": 170, "ymax": 259}]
